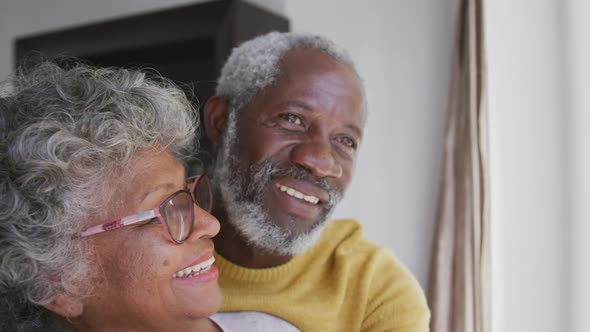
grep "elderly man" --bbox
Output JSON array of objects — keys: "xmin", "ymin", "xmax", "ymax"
[{"xmin": 205, "ymin": 32, "xmax": 429, "ymax": 331}]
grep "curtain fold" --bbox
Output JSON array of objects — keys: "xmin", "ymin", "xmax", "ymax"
[{"xmin": 427, "ymin": 0, "xmax": 489, "ymax": 331}]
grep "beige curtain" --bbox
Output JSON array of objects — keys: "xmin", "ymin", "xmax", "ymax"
[{"xmin": 427, "ymin": 0, "xmax": 489, "ymax": 331}]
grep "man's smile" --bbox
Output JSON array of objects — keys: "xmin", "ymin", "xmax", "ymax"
[
  {"xmin": 274, "ymin": 183, "xmax": 320, "ymax": 204},
  {"xmin": 267, "ymin": 178, "xmax": 331, "ymax": 223}
]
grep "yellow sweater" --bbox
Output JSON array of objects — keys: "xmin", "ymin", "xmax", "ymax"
[{"xmin": 215, "ymin": 219, "xmax": 430, "ymax": 331}]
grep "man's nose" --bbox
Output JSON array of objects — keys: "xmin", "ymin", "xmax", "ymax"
[{"xmin": 290, "ymin": 138, "xmax": 342, "ymax": 178}]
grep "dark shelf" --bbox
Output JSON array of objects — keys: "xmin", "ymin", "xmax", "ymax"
[{"xmin": 14, "ymin": 0, "xmax": 289, "ymax": 172}]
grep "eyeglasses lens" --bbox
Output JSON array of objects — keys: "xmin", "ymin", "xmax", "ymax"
[
  {"xmin": 161, "ymin": 192, "xmax": 194, "ymax": 242},
  {"xmin": 194, "ymin": 176, "xmax": 212, "ymax": 213}
]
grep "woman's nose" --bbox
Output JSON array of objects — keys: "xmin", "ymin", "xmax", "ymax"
[{"xmin": 190, "ymin": 205, "xmax": 221, "ymax": 240}]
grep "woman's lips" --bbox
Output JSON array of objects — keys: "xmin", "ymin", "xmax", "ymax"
[{"xmin": 172, "ymin": 256, "xmax": 215, "ymax": 278}]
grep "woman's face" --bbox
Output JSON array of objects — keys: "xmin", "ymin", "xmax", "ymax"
[{"xmin": 79, "ymin": 149, "xmax": 222, "ymax": 330}]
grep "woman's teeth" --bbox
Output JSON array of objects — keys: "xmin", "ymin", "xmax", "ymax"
[
  {"xmin": 275, "ymin": 183, "xmax": 320, "ymax": 204},
  {"xmin": 172, "ymin": 257, "xmax": 215, "ymax": 278}
]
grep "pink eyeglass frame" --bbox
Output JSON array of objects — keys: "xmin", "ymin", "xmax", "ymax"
[{"xmin": 77, "ymin": 175, "xmax": 210, "ymax": 243}]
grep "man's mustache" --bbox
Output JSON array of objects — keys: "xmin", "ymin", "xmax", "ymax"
[{"xmin": 247, "ymin": 160, "xmax": 343, "ymax": 206}]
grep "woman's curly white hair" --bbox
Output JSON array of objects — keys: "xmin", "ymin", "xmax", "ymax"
[{"xmin": 0, "ymin": 60, "xmax": 199, "ymax": 331}]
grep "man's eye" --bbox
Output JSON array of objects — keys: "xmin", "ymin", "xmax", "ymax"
[
  {"xmin": 279, "ymin": 113, "xmax": 303, "ymax": 126},
  {"xmin": 337, "ymin": 136, "xmax": 357, "ymax": 149}
]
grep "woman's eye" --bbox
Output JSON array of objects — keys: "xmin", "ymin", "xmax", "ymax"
[
  {"xmin": 146, "ymin": 218, "xmax": 160, "ymax": 225},
  {"xmin": 279, "ymin": 113, "xmax": 303, "ymax": 126}
]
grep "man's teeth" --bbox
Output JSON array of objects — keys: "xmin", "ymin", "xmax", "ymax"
[
  {"xmin": 172, "ymin": 257, "xmax": 215, "ymax": 278},
  {"xmin": 275, "ymin": 184, "xmax": 320, "ymax": 204}
]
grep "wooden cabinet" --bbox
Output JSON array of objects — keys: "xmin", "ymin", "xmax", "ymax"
[{"xmin": 15, "ymin": 0, "xmax": 289, "ymax": 171}]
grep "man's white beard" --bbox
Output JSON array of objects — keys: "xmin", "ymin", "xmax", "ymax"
[{"xmin": 214, "ymin": 113, "xmax": 341, "ymax": 256}]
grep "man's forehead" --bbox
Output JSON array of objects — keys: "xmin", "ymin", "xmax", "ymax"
[
  {"xmin": 238, "ymin": 47, "xmax": 367, "ymax": 129},
  {"xmin": 280, "ymin": 48, "xmax": 364, "ymax": 100},
  {"xmin": 280, "ymin": 48, "xmax": 353, "ymax": 75}
]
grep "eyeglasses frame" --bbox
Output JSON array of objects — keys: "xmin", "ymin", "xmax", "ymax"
[{"xmin": 77, "ymin": 175, "xmax": 211, "ymax": 244}]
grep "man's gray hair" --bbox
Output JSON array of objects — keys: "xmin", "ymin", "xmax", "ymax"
[
  {"xmin": 0, "ymin": 61, "xmax": 198, "ymax": 331},
  {"xmin": 216, "ymin": 31, "xmax": 360, "ymax": 115}
]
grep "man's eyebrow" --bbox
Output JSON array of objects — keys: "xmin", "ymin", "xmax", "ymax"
[
  {"xmin": 282, "ymin": 100, "xmax": 364, "ymax": 138},
  {"xmin": 346, "ymin": 124, "xmax": 363, "ymax": 139},
  {"xmin": 282, "ymin": 100, "xmax": 313, "ymax": 112}
]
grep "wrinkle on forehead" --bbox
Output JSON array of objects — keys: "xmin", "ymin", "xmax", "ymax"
[
  {"xmin": 279, "ymin": 49, "xmax": 367, "ymax": 124},
  {"xmin": 99, "ymin": 149, "xmax": 184, "ymax": 221}
]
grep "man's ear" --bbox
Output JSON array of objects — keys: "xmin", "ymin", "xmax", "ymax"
[
  {"xmin": 42, "ymin": 293, "xmax": 83, "ymax": 319},
  {"xmin": 203, "ymin": 96, "xmax": 229, "ymax": 148}
]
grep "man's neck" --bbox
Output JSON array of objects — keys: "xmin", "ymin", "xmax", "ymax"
[{"xmin": 212, "ymin": 205, "xmax": 293, "ymax": 268}]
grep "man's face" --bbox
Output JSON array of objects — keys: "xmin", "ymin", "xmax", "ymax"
[{"xmin": 217, "ymin": 48, "xmax": 366, "ymax": 255}]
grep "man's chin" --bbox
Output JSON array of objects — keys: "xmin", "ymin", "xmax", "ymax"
[
  {"xmin": 271, "ymin": 214, "xmax": 324, "ymax": 236},
  {"xmin": 232, "ymin": 212, "xmax": 328, "ymax": 256},
  {"xmin": 219, "ymin": 175, "xmax": 334, "ymax": 255},
  {"xmin": 267, "ymin": 216, "xmax": 329, "ymax": 255}
]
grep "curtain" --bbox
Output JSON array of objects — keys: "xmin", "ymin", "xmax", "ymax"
[{"xmin": 427, "ymin": 0, "xmax": 489, "ymax": 331}]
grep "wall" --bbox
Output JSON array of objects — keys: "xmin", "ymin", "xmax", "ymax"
[
  {"xmin": 0, "ymin": 0, "xmax": 451, "ymax": 289},
  {"xmin": 485, "ymin": 0, "xmax": 566, "ymax": 331},
  {"xmin": 564, "ymin": 1, "xmax": 590, "ymax": 331}
]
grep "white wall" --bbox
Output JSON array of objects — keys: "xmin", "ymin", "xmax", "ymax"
[
  {"xmin": 0, "ymin": 0, "xmax": 450, "ymax": 289},
  {"xmin": 564, "ymin": 1, "xmax": 590, "ymax": 332},
  {"xmin": 485, "ymin": 0, "xmax": 566, "ymax": 331},
  {"xmin": 285, "ymin": 0, "xmax": 451, "ymax": 288}
]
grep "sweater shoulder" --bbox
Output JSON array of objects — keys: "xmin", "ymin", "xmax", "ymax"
[
  {"xmin": 321, "ymin": 219, "xmax": 427, "ymax": 307},
  {"xmin": 317, "ymin": 219, "xmax": 430, "ymax": 329},
  {"xmin": 318, "ymin": 218, "xmax": 383, "ymax": 258},
  {"xmin": 320, "ymin": 218, "xmax": 367, "ymax": 245}
]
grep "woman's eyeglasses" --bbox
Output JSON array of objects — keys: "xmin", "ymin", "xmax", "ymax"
[{"xmin": 77, "ymin": 175, "xmax": 212, "ymax": 244}]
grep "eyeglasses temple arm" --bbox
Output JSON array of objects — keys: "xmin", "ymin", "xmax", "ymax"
[{"xmin": 78, "ymin": 210, "xmax": 157, "ymax": 238}]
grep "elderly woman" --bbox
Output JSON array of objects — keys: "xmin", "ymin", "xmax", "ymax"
[{"xmin": 0, "ymin": 61, "xmax": 223, "ymax": 331}]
